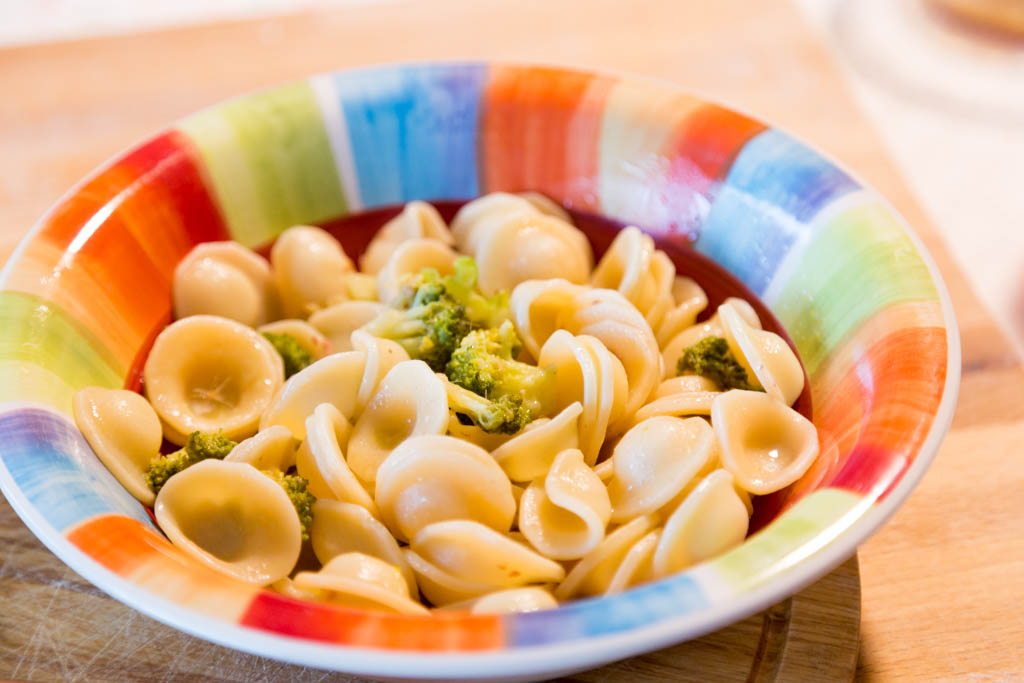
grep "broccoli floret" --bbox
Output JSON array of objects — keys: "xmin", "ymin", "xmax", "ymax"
[
  {"xmin": 262, "ymin": 470, "xmax": 316, "ymax": 541},
  {"xmin": 364, "ymin": 257, "xmax": 509, "ymax": 372},
  {"xmin": 676, "ymin": 336, "xmax": 761, "ymax": 391},
  {"xmin": 445, "ymin": 380, "xmax": 532, "ymax": 435},
  {"xmin": 445, "ymin": 320, "xmax": 554, "ymax": 419},
  {"xmin": 145, "ymin": 431, "xmax": 236, "ymax": 494},
  {"xmin": 262, "ymin": 332, "xmax": 312, "ymax": 378}
]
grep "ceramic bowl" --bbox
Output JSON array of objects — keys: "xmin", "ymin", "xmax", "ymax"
[{"xmin": 0, "ymin": 62, "xmax": 958, "ymax": 681}]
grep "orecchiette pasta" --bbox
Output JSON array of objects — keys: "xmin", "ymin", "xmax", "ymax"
[
  {"xmin": 717, "ymin": 302, "xmax": 805, "ymax": 406},
  {"xmin": 225, "ymin": 424, "xmax": 297, "ymax": 471},
  {"xmin": 518, "ymin": 448, "xmax": 611, "ymax": 560},
  {"xmin": 257, "ymin": 319, "xmax": 332, "ymax": 361},
  {"xmin": 375, "ymin": 435, "xmax": 516, "ymax": 543},
  {"xmin": 295, "ymin": 403, "xmax": 378, "ymax": 516},
  {"xmin": 652, "ymin": 469, "xmax": 749, "ymax": 577},
  {"xmin": 271, "ymin": 225, "xmax": 354, "ymax": 317},
  {"xmin": 554, "ymin": 514, "xmax": 657, "ymax": 600},
  {"xmin": 144, "ymin": 315, "xmax": 284, "ymax": 445},
  {"xmin": 411, "ymin": 520, "xmax": 565, "ymax": 592},
  {"xmin": 711, "ymin": 390, "xmax": 819, "ymax": 495},
  {"xmin": 154, "ymin": 459, "xmax": 302, "ymax": 585},
  {"xmin": 310, "ymin": 499, "xmax": 416, "ymax": 595},
  {"xmin": 173, "ymin": 241, "xmax": 277, "ymax": 327},
  {"xmin": 491, "ymin": 402, "xmax": 583, "ymax": 482},
  {"xmin": 537, "ymin": 331, "xmax": 628, "ymax": 465},
  {"xmin": 605, "ymin": 416, "xmax": 715, "ymax": 523},
  {"xmin": 308, "ymin": 300, "xmax": 384, "ymax": 353},
  {"xmin": 438, "ymin": 586, "xmax": 559, "ymax": 615},
  {"xmin": 452, "ymin": 193, "xmax": 593, "ymax": 294},
  {"xmin": 80, "ymin": 192, "xmax": 823, "ymax": 616},
  {"xmin": 347, "ymin": 360, "xmax": 448, "ymax": 485},
  {"xmin": 259, "ymin": 351, "xmax": 366, "ymax": 439},
  {"xmin": 73, "ymin": 387, "xmax": 163, "ymax": 506},
  {"xmin": 292, "ymin": 552, "xmax": 428, "ymax": 615},
  {"xmin": 360, "ymin": 200, "xmax": 453, "ymax": 275}
]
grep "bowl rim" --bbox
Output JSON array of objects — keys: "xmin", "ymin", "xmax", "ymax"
[{"xmin": 0, "ymin": 59, "xmax": 961, "ymax": 679}]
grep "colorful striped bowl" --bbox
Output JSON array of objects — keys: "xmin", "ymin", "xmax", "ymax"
[{"xmin": 0, "ymin": 62, "xmax": 958, "ymax": 680}]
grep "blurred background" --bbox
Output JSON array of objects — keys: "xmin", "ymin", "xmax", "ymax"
[{"xmin": 2, "ymin": 0, "xmax": 1023, "ymax": 356}]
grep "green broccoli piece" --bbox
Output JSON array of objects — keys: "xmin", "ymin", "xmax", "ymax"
[
  {"xmin": 145, "ymin": 431, "xmax": 236, "ymax": 494},
  {"xmin": 262, "ymin": 470, "xmax": 316, "ymax": 541},
  {"xmin": 445, "ymin": 381, "xmax": 532, "ymax": 435},
  {"xmin": 676, "ymin": 336, "xmax": 761, "ymax": 391},
  {"xmin": 262, "ymin": 332, "xmax": 312, "ymax": 378},
  {"xmin": 445, "ymin": 320, "xmax": 554, "ymax": 419},
  {"xmin": 364, "ymin": 257, "xmax": 509, "ymax": 372}
]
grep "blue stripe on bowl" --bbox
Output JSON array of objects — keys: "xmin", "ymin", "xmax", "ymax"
[
  {"xmin": 507, "ymin": 573, "xmax": 708, "ymax": 646},
  {"xmin": 694, "ymin": 129, "xmax": 858, "ymax": 294},
  {"xmin": 329, "ymin": 63, "xmax": 487, "ymax": 207},
  {"xmin": 0, "ymin": 408, "xmax": 154, "ymax": 532}
]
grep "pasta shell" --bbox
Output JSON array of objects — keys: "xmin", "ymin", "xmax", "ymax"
[
  {"xmin": 349, "ymin": 329, "xmax": 410, "ymax": 420},
  {"xmin": 271, "ymin": 225, "xmax": 354, "ymax": 317},
  {"xmin": 154, "ymin": 460, "xmax": 301, "ymax": 585},
  {"xmin": 518, "ymin": 448, "xmax": 611, "ymax": 560},
  {"xmin": 656, "ymin": 276, "xmax": 708, "ymax": 347},
  {"xmin": 652, "ymin": 469, "xmax": 749, "ymax": 577},
  {"xmin": 451, "ymin": 192, "xmax": 560, "ymax": 255},
  {"xmin": 607, "ymin": 416, "xmax": 714, "ymax": 523},
  {"xmin": 561, "ymin": 288, "xmax": 662, "ymax": 429},
  {"xmin": 605, "ymin": 529, "xmax": 660, "ymax": 595},
  {"xmin": 296, "ymin": 403, "xmax": 378, "ymax": 516},
  {"xmin": 375, "ymin": 434, "xmax": 516, "ymax": 542},
  {"xmin": 554, "ymin": 514, "xmax": 657, "ymax": 600},
  {"xmin": 509, "ymin": 278, "xmax": 587, "ymax": 359},
  {"xmin": 257, "ymin": 319, "xmax": 332, "ymax": 361},
  {"xmin": 718, "ymin": 302, "xmax": 805, "ymax": 406},
  {"xmin": 711, "ymin": 390, "xmax": 819, "ymax": 495},
  {"xmin": 537, "ymin": 331, "xmax": 627, "ymax": 466},
  {"xmin": 144, "ymin": 315, "xmax": 284, "ymax": 445},
  {"xmin": 491, "ymin": 402, "xmax": 583, "ymax": 482},
  {"xmin": 403, "ymin": 547, "xmax": 500, "ymax": 606},
  {"xmin": 360, "ymin": 201, "xmax": 453, "ymax": 275},
  {"xmin": 308, "ymin": 300, "xmax": 384, "ymax": 353},
  {"xmin": 225, "ymin": 424, "xmax": 297, "ymax": 471},
  {"xmin": 376, "ymin": 239, "xmax": 458, "ymax": 305},
  {"xmin": 292, "ymin": 552, "xmax": 428, "ymax": 615},
  {"xmin": 439, "ymin": 586, "xmax": 559, "ymax": 614},
  {"xmin": 632, "ymin": 379, "xmax": 720, "ymax": 423},
  {"xmin": 475, "ymin": 213, "xmax": 592, "ymax": 295},
  {"xmin": 259, "ymin": 350, "xmax": 366, "ymax": 439},
  {"xmin": 412, "ymin": 520, "xmax": 565, "ymax": 590},
  {"xmin": 347, "ymin": 360, "xmax": 448, "ymax": 485},
  {"xmin": 172, "ymin": 241, "xmax": 276, "ymax": 327},
  {"xmin": 590, "ymin": 227, "xmax": 662, "ymax": 319},
  {"xmin": 72, "ymin": 387, "xmax": 162, "ymax": 506},
  {"xmin": 310, "ymin": 499, "xmax": 415, "ymax": 595}
]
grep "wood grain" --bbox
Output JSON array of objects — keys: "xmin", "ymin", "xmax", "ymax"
[{"xmin": 0, "ymin": 0, "xmax": 1021, "ymax": 680}]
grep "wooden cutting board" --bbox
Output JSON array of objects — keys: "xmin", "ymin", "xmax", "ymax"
[{"xmin": 1, "ymin": 0, "xmax": 1022, "ymax": 680}]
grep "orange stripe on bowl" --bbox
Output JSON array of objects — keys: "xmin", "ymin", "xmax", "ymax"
[
  {"xmin": 67, "ymin": 514, "xmax": 259, "ymax": 622},
  {"xmin": 4, "ymin": 132, "xmax": 227, "ymax": 369},
  {"xmin": 481, "ymin": 65, "xmax": 614, "ymax": 211},
  {"xmin": 242, "ymin": 591, "xmax": 505, "ymax": 650}
]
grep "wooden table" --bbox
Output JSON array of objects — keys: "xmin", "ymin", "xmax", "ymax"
[{"xmin": 1, "ymin": 0, "xmax": 1022, "ymax": 680}]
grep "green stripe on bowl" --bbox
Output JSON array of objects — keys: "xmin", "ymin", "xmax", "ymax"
[
  {"xmin": 772, "ymin": 202, "xmax": 939, "ymax": 378},
  {"xmin": 0, "ymin": 291, "xmax": 123, "ymax": 413},
  {"xmin": 712, "ymin": 487, "xmax": 866, "ymax": 590},
  {"xmin": 178, "ymin": 81, "xmax": 349, "ymax": 247}
]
